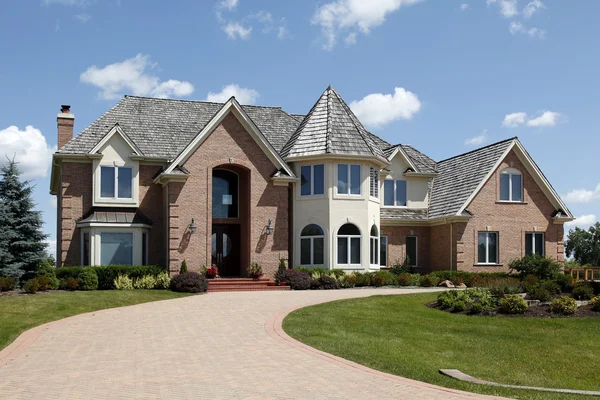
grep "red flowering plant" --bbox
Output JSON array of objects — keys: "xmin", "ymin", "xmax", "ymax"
[
  {"xmin": 204, "ymin": 264, "xmax": 220, "ymax": 279},
  {"xmin": 247, "ymin": 263, "xmax": 264, "ymax": 279}
]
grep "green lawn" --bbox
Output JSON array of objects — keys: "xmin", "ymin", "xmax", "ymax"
[
  {"xmin": 0, "ymin": 290, "xmax": 192, "ymax": 351},
  {"xmin": 283, "ymin": 293, "xmax": 599, "ymax": 400}
]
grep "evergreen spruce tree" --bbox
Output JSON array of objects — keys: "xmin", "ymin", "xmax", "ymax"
[{"xmin": 0, "ymin": 159, "xmax": 48, "ymax": 280}]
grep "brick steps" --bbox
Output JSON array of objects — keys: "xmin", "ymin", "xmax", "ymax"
[{"xmin": 207, "ymin": 278, "xmax": 290, "ymax": 292}]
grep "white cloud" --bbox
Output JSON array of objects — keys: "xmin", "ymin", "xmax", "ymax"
[
  {"xmin": 43, "ymin": 0, "xmax": 91, "ymax": 6},
  {"xmin": 509, "ymin": 21, "xmax": 545, "ymax": 38},
  {"xmin": 460, "ymin": 4, "xmax": 469, "ymax": 10},
  {"xmin": 487, "ymin": 0, "xmax": 519, "ymax": 18},
  {"xmin": 206, "ymin": 84, "xmax": 260, "ymax": 105},
  {"xmin": 527, "ymin": 110, "xmax": 561, "ymax": 127},
  {"xmin": 563, "ymin": 184, "xmax": 600, "ymax": 204},
  {"xmin": 223, "ymin": 22, "xmax": 252, "ymax": 40},
  {"xmin": 350, "ymin": 87, "xmax": 421, "ymax": 128},
  {"xmin": 465, "ymin": 130, "xmax": 487, "ymax": 146},
  {"xmin": 312, "ymin": 0, "xmax": 423, "ymax": 50},
  {"xmin": 523, "ymin": 0, "xmax": 545, "ymax": 19},
  {"xmin": 74, "ymin": 13, "xmax": 91, "ymax": 23},
  {"xmin": 344, "ymin": 32, "xmax": 357, "ymax": 45},
  {"xmin": 277, "ymin": 26, "xmax": 288, "ymax": 40},
  {"xmin": 0, "ymin": 126, "xmax": 56, "ymax": 179},
  {"xmin": 80, "ymin": 54, "xmax": 195, "ymax": 100},
  {"xmin": 44, "ymin": 239, "xmax": 57, "ymax": 259},
  {"xmin": 502, "ymin": 112, "xmax": 528, "ymax": 128},
  {"xmin": 565, "ymin": 214, "xmax": 597, "ymax": 232},
  {"xmin": 218, "ymin": 0, "xmax": 238, "ymax": 11}
]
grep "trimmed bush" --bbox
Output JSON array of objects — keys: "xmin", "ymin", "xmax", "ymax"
[
  {"xmin": 509, "ymin": 254, "xmax": 561, "ymax": 280},
  {"xmin": 372, "ymin": 271, "xmax": 397, "ymax": 287},
  {"xmin": 572, "ymin": 283, "xmax": 594, "ymax": 300},
  {"xmin": 154, "ymin": 272, "xmax": 171, "ymax": 290},
  {"xmin": 550, "ymin": 296, "xmax": 578, "ymax": 315},
  {"xmin": 590, "ymin": 296, "xmax": 600, "ymax": 312},
  {"xmin": 169, "ymin": 272, "xmax": 207, "ymax": 293},
  {"xmin": 114, "ymin": 275, "xmax": 133, "ymax": 290},
  {"xmin": 527, "ymin": 287, "xmax": 552, "ymax": 302},
  {"xmin": 281, "ymin": 270, "xmax": 312, "ymax": 290},
  {"xmin": 78, "ymin": 269, "xmax": 99, "ymax": 290},
  {"xmin": 469, "ymin": 302, "xmax": 484, "ymax": 315},
  {"xmin": 398, "ymin": 272, "xmax": 420, "ymax": 287},
  {"xmin": 353, "ymin": 272, "xmax": 373, "ymax": 287},
  {"xmin": 0, "ymin": 277, "xmax": 16, "ymax": 292},
  {"xmin": 133, "ymin": 275, "xmax": 156, "ymax": 290},
  {"xmin": 23, "ymin": 279, "xmax": 41, "ymax": 294},
  {"xmin": 419, "ymin": 274, "xmax": 440, "ymax": 288},
  {"xmin": 428, "ymin": 271, "xmax": 510, "ymax": 288},
  {"xmin": 338, "ymin": 274, "xmax": 356, "ymax": 288},
  {"xmin": 453, "ymin": 300, "xmax": 467, "ymax": 313},
  {"xmin": 437, "ymin": 291, "xmax": 456, "ymax": 309},
  {"xmin": 37, "ymin": 261, "xmax": 60, "ymax": 290},
  {"xmin": 553, "ymin": 273, "xmax": 573, "ymax": 293},
  {"xmin": 55, "ymin": 266, "xmax": 86, "ymax": 280},
  {"xmin": 61, "ymin": 277, "xmax": 79, "ymax": 291},
  {"xmin": 318, "ymin": 275, "xmax": 340, "ymax": 290},
  {"xmin": 56, "ymin": 265, "xmax": 165, "ymax": 290},
  {"xmin": 498, "ymin": 294, "xmax": 528, "ymax": 314},
  {"xmin": 34, "ymin": 276, "xmax": 51, "ymax": 291}
]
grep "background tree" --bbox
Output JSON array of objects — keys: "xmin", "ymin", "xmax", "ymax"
[
  {"xmin": 565, "ymin": 223, "xmax": 600, "ymax": 266},
  {"xmin": 0, "ymin": 159, "xmax": 47, "ymax": 280}
]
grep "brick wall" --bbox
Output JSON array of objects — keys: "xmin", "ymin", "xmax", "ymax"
[
  {"xmin": 430, "ymin": 223, "xmax": 451, "ymax": 271},
  {"xmin": 139, "ymin": 165, "xmax": 165, "ymax": 266},
  {"xmin": 456, "ymin": 150, "xmax": 564, "ymax": 273},
  {"xmin": 381, "ymin": 226, "xmax": 430, "ymax": 268},
  {"xmin": 167, "ymin": 112, "xmax": 289, "ymax": 278}
]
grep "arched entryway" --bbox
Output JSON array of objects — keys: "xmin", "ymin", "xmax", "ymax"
[{"xmin": 211, "ymin": 165, "xmax": 250, "ymax": 277}]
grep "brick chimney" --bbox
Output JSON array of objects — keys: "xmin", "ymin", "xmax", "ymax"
[{"xmin": 57, "ymin": 105, "xmax": 74, "ymax": 149}]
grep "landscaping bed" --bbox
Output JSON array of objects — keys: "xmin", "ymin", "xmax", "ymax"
[{"xmin": 428, "ymin": 300, "xmax": 599, "ymax": 318}]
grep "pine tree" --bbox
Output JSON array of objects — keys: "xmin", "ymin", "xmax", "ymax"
[{"xmin": 0, "ymin": 159, "xmax": 48, "ymax": 280}]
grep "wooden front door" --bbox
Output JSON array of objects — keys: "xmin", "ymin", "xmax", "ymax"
[{"xmin": 211, "ymin": 224, "xmax": 241, "ymax": 277}]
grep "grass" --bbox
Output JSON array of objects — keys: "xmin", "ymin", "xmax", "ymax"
[
  {"xmin": 0, "ymin": 290, "xmax": 192, "ymax": 351},
  {"xmin": 283, "ymin": 293, "xmax": 600, "ymax": 400}
]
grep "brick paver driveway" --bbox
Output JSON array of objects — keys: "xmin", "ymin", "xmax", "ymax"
[{"xmin": 0, "ymin": 289, "xmax": 505, "ymax": 399}]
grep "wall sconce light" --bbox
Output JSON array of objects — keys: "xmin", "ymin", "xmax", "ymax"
[
  {"xmin": 189, "ymin": 218, "xmax": 197, "ymax": 234},
  {"xmin": 265, "ymin": 219, "xmax": 273, "ymax": 236}
]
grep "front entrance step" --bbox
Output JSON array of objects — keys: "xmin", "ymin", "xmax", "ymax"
[{"xmin": 207, "ymin": 278, "xmax": 290, "ymax": 292}]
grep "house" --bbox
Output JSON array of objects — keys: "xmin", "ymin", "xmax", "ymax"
[{"xmin": 50, "ymin": 86, "xmax": 574, "ymax": 277}]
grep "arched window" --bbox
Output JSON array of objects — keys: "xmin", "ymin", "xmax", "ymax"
[
  {"xmin": 370, "ymin": 225, "xmax": 379, "ymax": 265},
  {"xmin": 212, "ymin": 169, "xmax": 239, "ymax": 218},
  {"xmin": 300, "ymin": 224, "xmax": 324, "ymax": 265},
  {"xmin": 499, "ymin": 168, "xmax": 522, "ymax": 202},
  {"xmin": 337, "ymin": 223, "xmax": 361, "ymax": 265}
]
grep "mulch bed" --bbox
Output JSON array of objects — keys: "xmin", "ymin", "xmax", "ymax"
[
  {"xmin": 428, "ymin": 302, "xmax": 600, "ymax": 318},
  {"xmin": 0, "ymin": 290, "xmax": 69, "ymax": 297}
]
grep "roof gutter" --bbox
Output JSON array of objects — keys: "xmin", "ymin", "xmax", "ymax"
[{"xmin": 284, "ymin": 153, "xmax": 390, "ymax": 168}]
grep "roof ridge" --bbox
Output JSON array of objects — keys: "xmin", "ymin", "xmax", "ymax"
[
  {"xmin": 326, "ymin": 87, "xmax": 332, "ymax": 153},
  {"xmin": 123, "ymin": 95, "xmax": 283, "ymax": 110},
  {"xmin": 437, "ymin": 137, "xmax": 517, "ymax": 163}
]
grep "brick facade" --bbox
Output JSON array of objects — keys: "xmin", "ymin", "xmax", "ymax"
[{"xmin": 381, "ymin": 226, "xmax": 430, "ymax": 268}]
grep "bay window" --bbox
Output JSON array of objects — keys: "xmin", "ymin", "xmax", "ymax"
[
  {"xmin": 100, "ymin": 232, "xmax": 134, "ymax": 265},
  {"xmin": 301, "ymin": 164, "xmax": 325, "ymax": 196},
  {"xmin": 337, "ymin": 164, "xmax": 361, "ymax": 195},
  {"xmin": 337, "ymin": 223, "xmax": 361, "ymax": 265}
]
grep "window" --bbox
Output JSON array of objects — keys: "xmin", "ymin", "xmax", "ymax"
[
  {"xmin": 500, "ymin": 168, "xmax": 522, "ymax": 202},
  {"xmin": 300, "ymin": 224, "xmax": 324, "ymax": 265},
  {"xmin": 301, "ymin": 164, "xmax": 325, "ymax": 196},
  {"xmin": 100, "ymin": 166, "xmax": 133, "ymax": 199},
  {"xmin": 369, "ymin": 167, "xmax": 379, "ymax": 198},
  {"xmin": 478, "ymin": 232, "xmax": 498, "ymax": 264},
  {"xmin": 82, "ymin": 232, "xmax": 90, "ymax": 266},
  {"xmin": 337, "ymin": 164, "xmax": 361, "ymax": 195},
  {"xmin": 525, "ymin": 232, "xmax": 544, "ymax": 256},
  {"xmin": 100, "ymin": 232, "xmax": 133, "ymax": 265},
  {"xmin": 370, "ymin": 225, "xmax": 379, "ymax": 265},
  {"xmin": 383, "ymin": 180, "xmax": 407, "ymax": 206},
  {"xmin": 142, "ymin": 232, "xmax": 148, "ymax": 266},
  {"xmin": 212, "ymin": 169, "xmax": 239, "ymax": 219},
  {"xmin": 406, "ymin": 236, "xmax": 417, "ymax": 267},
  {"xmin": 380, "ymin": 236, "xmax": 388, "ymax": 267},
  {"xmin": 337, "ymin": 223, "xmax": 361, "ymax": 265}
]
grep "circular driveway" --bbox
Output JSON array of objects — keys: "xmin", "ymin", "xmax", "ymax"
[{"xmin": 0, "ymin": 289, "xmax": 505, "ymax": 399}]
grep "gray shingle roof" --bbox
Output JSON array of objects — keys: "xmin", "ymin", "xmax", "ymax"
[
  {"xmin": 58, "ymin": 96, "xmax": 302, "ymax": 158},
  {"xmin": 428, "ymin": 138, "xmax": 515, "ymax": 219},
  {"xmin": 382, "ymin": 144, "xmax": 438, "ymax": 173},
  {"xmin": 280, "ymin": 86, "xmax": 386, "ymax": 159},
  {"xmin": 77, "ymin": 208, "xmax": 153, "ymax": 225},
  {"xmin": 380, "ymin": 208, "xmax": 428, "ymax": 220}
]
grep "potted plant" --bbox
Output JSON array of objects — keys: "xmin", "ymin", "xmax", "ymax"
[
  {"xmin": 248, "ymin": 263, "xmax": 264, "ymax": 279},
  {"xmin": 205, "ymin": 264, "xmax": 220, "ymax": 279}
]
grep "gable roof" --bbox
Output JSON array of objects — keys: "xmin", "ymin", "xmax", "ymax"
[
  {"xmin": 383, "ymin": 144, "xmax": 438, "ymax": 174},
  {"xmin": 280, "ymin": 86, "xmax": 387, "ymax": 160},
  {"xmin": 57, "ymin": 96, "xmax": 302, "ymax": 158}
]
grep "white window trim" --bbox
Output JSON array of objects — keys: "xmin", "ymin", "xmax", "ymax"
[
  {"xmin": 100, "ymin": 166, "xmax": 134, "ymax": 200},
  {"xmin": 383, "ymin": 179, "xmax": 408, "ymax": 208},
  {"xmin": 369, "ymin": 167, "xmax": 379, "ymax": 199},
  {"xmin": 337, "ymin": 164, "xmax": 362, "ymax": 196},
  {"xmin": 300, "ymin": 164, "xmax": 325, "ymax": 197},
  {"xmin": 526, "ymin": 232, "xmax": 545, "ymax": 257},
  {"xmin": 499, "ymin": 168, "xmax": 523, "ymax": 203},
  {"xmin": 406, "ymin": 235, "xmax": 418, "ymax": 267},
  {"xmin": 336, "ymin": 225, "xmax": 362, "ymax": 266},
  {"xmin": 370, "ymin": 232, "xmax": 379, "ymax": 266},
  {"xmin": 81, "ymin": 227, "xmax": 147, "ymax": 266},
  {"xmin": 99, "ymin": 231, "xmax": 134, "ymax": 266},
  {"xmin": 93, "ymin": 160, "xmax": 139, "ymax": 207},
  {"xmin": 380, "ymin": 235, "xmax": 388, "ymax": 267},
  {"xmin": 478, "ymin": 232, "xmax": 499, "ymax": 265}
]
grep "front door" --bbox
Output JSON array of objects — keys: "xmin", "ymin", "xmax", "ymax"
[{"xmin": 212, "ymin": 224, "xmax": 240, "ymax": 277}]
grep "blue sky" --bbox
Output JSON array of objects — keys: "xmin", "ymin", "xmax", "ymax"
[{"xmin": 1, "ymin": 0, "xmax": 599, "ymax": 257}]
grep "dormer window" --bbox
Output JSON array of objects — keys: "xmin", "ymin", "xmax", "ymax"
[
  {"xmin": 337, "ymin": 164, "xmax": 361, "ymax": 195},
  {"xmin": 383, "ymin": 179, "xmax": 407, "ymax": 207},
  {"xmin": 100, "ymin": 166, "xmax": 133, "ymax": 199},
  {"xmin": 499, "ymin": 168, "xmax": 522, "ymax": 202}
]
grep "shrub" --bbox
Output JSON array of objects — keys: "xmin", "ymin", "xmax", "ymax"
[
  {"xmin": 528, "ymin": 287, "xmax": 552, "ymax": 302},
  {"xmin": 61, "ymin": 277, "xmax": 79, "ymax": 291},
  {"xmin": 452, "ymin": 300, "xmax": 467, "ymax": 313},
  {"xmin": 310, "ymin": 279, "xmax": 322, "ymax": 290},
  {"xmin": 23, "ymin": 279, "xmax": 41, "ymax": 294},
  {"xmin": 590, "ymin": 296, "xmax": 600, "ymax": 312},
  {"xmin": 450, "ymin": 276, "xmax": 465, "ymax": 286},
  {"xmin": 56, "ymin": 265, "xmax": 164, "ymax": 289},
  {"xmin": 488, "ymin": 278, "xmax": 522, "ymax": 297},
  {"xmin": 398, "ymin": 273, "xmax": 420, "ymax": 286},
  {"xmin": 77, "ymin": 269, "xmax": 98, "ymax": 290},
  {"xmin": 34, "ymin": 276, "xmax": 51, "ymax": 291},
  {"xmin": 539, "ymin": 280, "xmax": 560, "ymax": 295},
  {"xmin": 498, "ymin": 294, "xmax": 528, "ymax": 314},
  {"xmin": 0, "ymin": 277, "xmax": 16, "ymax": 292},
  {"xmin": 55, "ymin": 266, "xmax": 86, "ymax": 280},
  {"xmin": 114, "ymin": 275, "xmax": 133, "ymax": 290},
  {"xmin": 338, "ymin": 274, "xmax": 356, "ymax": 288},
  {"xmin": 133, "ymin": 275, "xmax": 157, "ymax": 290},
  {"xmin": 437, "ymin": 291, "xmax": 456, "ymax": 309},
  {"xmin": 553, "ymin": 273, "xmax": 573, "ymax": 293},
  {"xmin": 419, "ymin": 274, "xmax": 440, "ymax": 288},
  {"xmin": 372, "ymin": 271, "xmax": 396, "ymax": 287},
  {"xmin": 469, "ymin": 302, "xmax": 484, "ymax": 314},
  {"xmin": 509, "ymin": 254, "xmax": 561, "ymax": 280},
  {"xmin": 310, "ymin": 267, "xmax": 329, "ymax": 278},
  {"xmin": 572, "ymin": 282, "xmax": 594, "ymax": 300},
  {"xmin": 353, "ymin": 272, "xmax": 372, "ymax": 287},
  {"xmin": 318, "ymin": 275, "xmax": 340, "ymax": 290},
  {"xmin": 521, "ymin": 274, "xmax": 539, "ymax": 293},
  {"xmin": 154, "ymin": 272, "xmax": 171, "ymax": 289},
  {"xmin": 37, "ymin": 261, "xmax": 60, "ymax": 290},
  {"xmin": 329, "ymin": 269, "xmax": 346, "ymax": 279},
  {"xmin": 294, "ymin": 267, "xmax": 313, "ymax": 276},
  {"xmin": 247, "ymin": 262, "xmax": 263, "ymax": 278},
  {"xmin": 428, "ymin": 271, "xmax": 510, "ymax": 288},
  {"xmin": 550, "ymin": 296, "xmax": 578, "ymax": 315},
  {"xmin": 180, "ymin": 260, "xmax": 188, "ymax": 274},
  {"xmin": 277, "ymin": 269, "xmax": 312, "ymax": 290},
  {"xmin": 169, "ymin": 272, "xmax": 207, "ymax": 293}
]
